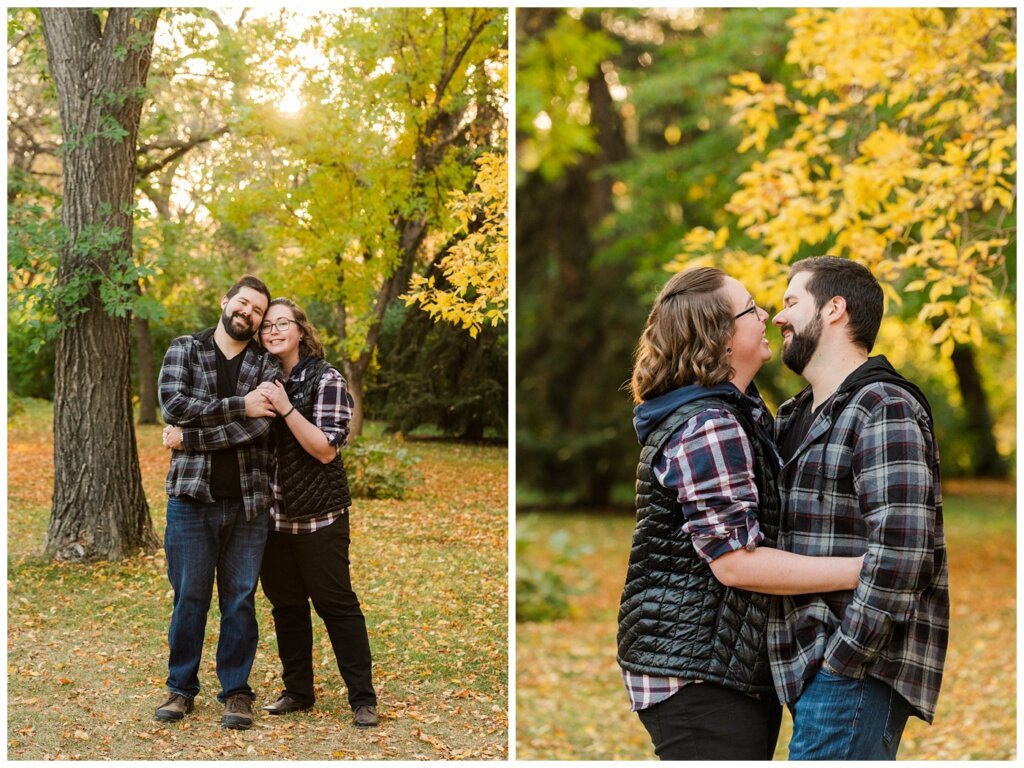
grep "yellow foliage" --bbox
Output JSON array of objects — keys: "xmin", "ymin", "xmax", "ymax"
[
  {"xmin": 403, "ymin": 147, "xmax": 509, "ymax": 337},
  {"xmin": 720, "ymin": 8, "xmax": 1014, "ymax": 349}
]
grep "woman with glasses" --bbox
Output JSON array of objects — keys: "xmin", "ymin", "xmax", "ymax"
[
  {"xmin": 254, "ymin": 298, "xmax": 378, "ymax": 728},
  {"xmin": 617, "ymin": 267, "xmax": 863, "ymax": 760}
]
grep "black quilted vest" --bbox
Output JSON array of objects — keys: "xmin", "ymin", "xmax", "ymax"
[
  {"xmin": 617, "ymin": 393, "xmax": 780, "ymax": 695},
  {"xmin": 275, "ymin": 358, "xmax": 352, "ymax": 520}
]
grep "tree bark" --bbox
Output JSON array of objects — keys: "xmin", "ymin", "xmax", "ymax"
[
  {"xmin": 950, "ymin": 343, "xmax": 1007, "ymax": 477},
  {"xmin": 40, "ymin": 8, "xmax": 161, "ymax": 561},
  {"xmin": 134, "ymin": 313, "xmax": 158, "ymax": 424},
  {"xmin": 340, "ymin": 215, "xmax": 428, "ymax": 438}
]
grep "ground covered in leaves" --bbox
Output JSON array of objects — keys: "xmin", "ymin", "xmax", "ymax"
[
  {"xmin": 516, "ymin": 479, "xmax": 1015, "ymax": 760},
  {"xmin": 8, "ymin": 399, "xmax": 508, "ymax": 760}
]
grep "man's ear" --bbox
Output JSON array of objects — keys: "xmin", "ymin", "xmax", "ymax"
[
  {"xmin": 221, "ymin": 295, "xmax": 229, "ymax": 310},
  {"xmin": 825, "ymin": 296, "xmax": 847, "ymax": 325}
]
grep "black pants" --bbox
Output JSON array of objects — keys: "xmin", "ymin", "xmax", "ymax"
[
  {"xmin": 260, "ymin": 514, "xmax": 377, "ymax": 708},
  {"xmin": 637, "ymin": 681, "xmax": 782, "ymax": 761}
]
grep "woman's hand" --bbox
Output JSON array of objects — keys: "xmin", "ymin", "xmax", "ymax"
[
  {"xmin": 257, "ymin": 380, "xmax": 292, "ymax": 415},
  {"xmin": 162, "ymin": 425, "xmax": 184, "ymax": 450}
]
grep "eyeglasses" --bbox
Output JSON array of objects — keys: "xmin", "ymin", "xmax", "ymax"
[
  {"xmin": 734, "ymin": 305, "xmax": 759, "ymax": 320},
  {"xmin": 260, "ymin": 319, "xmax": 294, "ymax": 334}
]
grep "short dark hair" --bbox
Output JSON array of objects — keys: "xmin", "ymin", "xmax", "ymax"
[
  {"xmin": 790, "ymin": 256, "xmax": 883, "ymax": 352},
  {"xmin": 225, "ymin": 274, "xmax": 271, "ymax": 305}
]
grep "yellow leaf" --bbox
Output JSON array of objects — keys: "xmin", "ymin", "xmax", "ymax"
[{"xmin": 929, "ymin": 280, "xmax": 953, "ymax": 302}]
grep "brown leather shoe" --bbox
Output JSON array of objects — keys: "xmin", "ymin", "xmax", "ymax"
[
  {"xmin": 353, "ymin": 704, "xmax": 378, "ymax": 727},
  {"xmin": 154, "ymin": 692, "xmax": 194, "ymax": 722},
  {"xmin": 221, "ymin": 693, "xmax": 254, "ymax": 730},
  {"xmin": 261, "ymin": 693, "xmax": 313, "ymax": 715}
]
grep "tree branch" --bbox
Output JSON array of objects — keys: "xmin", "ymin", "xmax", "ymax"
[{"xmin": 135, "ymin": 126, "xmax": 228, "ymax": 179}]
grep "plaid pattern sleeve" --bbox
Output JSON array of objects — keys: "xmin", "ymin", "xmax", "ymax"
[
  {"xmin": 770, "ymin": 379, "xmax": 948, "ymax": 723},
  {"xmin": 178, "ymin": 351, "xmax": 280, "ymax": 451},
  {"xmin": 652, "ymin": 409, "xmax": 764, "ymax": 564},
  {"xmin": 162, "ymin": 337, "xmax": 282, "ymax": 521},
  {"xmin": 180, "ymin": 416, "xmax": 273, "ymax": 452},
  {"xmin": 823, "ymin": 393, "xmax": 939, "ymax": 676},
  {"xmin": 313, "ymin": 367, "xmax": 353, "ymax": 448},
  {"xmin": 270, "ymin": 365, "xmax": 352, "ymax": 534},
  {"xmin": 158, "ymin": 336, "xmax": 247, "ymax": 427}
]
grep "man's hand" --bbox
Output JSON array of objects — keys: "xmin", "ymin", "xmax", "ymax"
[
  {"xmin": 162, "ymin": 425, "xmax": 184, "ymax": 450},
  {"xmin": 257, "ymin": 380, "xmax": 292, "ymax": 415},
  {"xmin": 244, "ymin": 389, "xmax": 275, "ymax": 418}
]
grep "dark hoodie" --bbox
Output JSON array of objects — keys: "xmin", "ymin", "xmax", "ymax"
[
  {"xmin": 781, "ymin": 355, "xmax": 932, "ymax": 498},
  {"xmin": 632, "ymin": 382, "xmax": 741, "ymax": 445},
  {"xmin": 633, "ymin": 381, "xmax": 778, "ymax": 462},
  {"xmin": 782, "ymin": 356, "xmax": 932, "ymax": 449},
  {"xmin": 840, "ymin": 355, "xmax": 932, "ymax": 425}
]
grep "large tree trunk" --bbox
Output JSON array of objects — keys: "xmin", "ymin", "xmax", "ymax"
[
  {"xmin": 40, "ymin": 8, "xmax": 161, "ymax": 561},
  {"xmin": 135, "ymin": 314, "xmax": 159, "ymax": 425},
  {"xmin": 342, "ymin": 362, "xmax": 367, "ymax": 438},
  {"xmin": 950, "ymin": 344, "xmax": 1007, "ymax": 477}
]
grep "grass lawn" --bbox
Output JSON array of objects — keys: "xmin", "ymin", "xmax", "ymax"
[
  {"xmin": 8, "ymin": 399, "xmax": 508, "ymax": 760},
  {"xmin": 516, "ymin": 480, "xmax": 1015, "ymax": 760}
]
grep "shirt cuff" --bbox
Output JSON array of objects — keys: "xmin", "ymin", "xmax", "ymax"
[
  {"xmin": 823, "ymin": 602, "xmax": 899, "ymax": 679},
  {"xmin": 181, "ymin": 427, "xmax": 201, "ymax": 452},
  {"xmin": 223, "ymin": 395, "xmax": 246, "ymax": 421},
  {"xmin": 692, "ymin": 513, "xmax": 764, "ymax": 564},
  {"xmin": 322, "ymin": 428, "xmax": 347, "ymax": 447}
]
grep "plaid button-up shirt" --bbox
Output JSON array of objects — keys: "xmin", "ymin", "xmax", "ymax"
[
  {"xmin": 159, "ymin": 328, "xmax": 283, "ymax": 521},
  {"xmin": 769, "ymin": 362, "xmax": 949, "ymax": 723},
  {"xmin": 270, "ymin": 362, "xmax": 354, "ymax": 535},
  {"xmin": 624, "ymin": 393, "xmax": 776, "ymax": 711}
]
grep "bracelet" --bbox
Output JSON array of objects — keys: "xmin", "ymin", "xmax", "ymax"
[{"xmin": 282, "ymin": 405, "xmax": 296, "ymax": 418}]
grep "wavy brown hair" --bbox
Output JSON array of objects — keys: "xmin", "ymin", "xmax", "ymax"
[
  {"xmin": 265, "ymin": 298, "xmax": 326, "ymax": 360},
  {"xmin": 630, "ymin": 267, "xmax": 735, "ymax": 404}
]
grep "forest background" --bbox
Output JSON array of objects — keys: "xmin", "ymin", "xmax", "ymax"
[
  {"xmin": 515, "ymin": 7, "xmax": 1015, "ymax": 760},
  {"xmin": 8, "ymin": 7, "xmax": 508, "ymax": 760}
]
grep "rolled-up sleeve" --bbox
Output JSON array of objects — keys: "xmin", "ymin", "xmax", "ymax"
[
  {"xmin": 314, "ymin": 368, "xmax": 354, "ymax": 447},
  {"xmin": 653, "ymin": 410, "xmax": 764, "ymax": 564}
]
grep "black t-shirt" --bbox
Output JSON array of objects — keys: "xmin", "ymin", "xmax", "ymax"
[
  {"xmin": 209, "ymin": 344, "xmax": 245, "ymax": 498},
  {"xmin": 779, "ymin": 396, "xmax": 817, "ymax": 463}
]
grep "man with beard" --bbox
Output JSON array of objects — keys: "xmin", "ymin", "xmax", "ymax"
[
  {"xmin": 154, "ymin": 275, "xmax": 283, "ymax": 730},
  {"xmin": 769, "ymin": 257, "xmax": 949, "ymax": 760}
]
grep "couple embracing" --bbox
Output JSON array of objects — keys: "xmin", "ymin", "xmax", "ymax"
[
  {"xmin": 153, "ymin": 275, "xmax": 378, "ymax": 730},
  {"xmin": 618, "ymin": 257, "xmax": 949, "ymax": 760}
]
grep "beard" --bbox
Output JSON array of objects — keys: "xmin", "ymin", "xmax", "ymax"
[
  {"xmin": 781, "ymin": 314, "xmax": 823, "ymax": 375},
  {"xmin": 221, "ymin": 308, "xmax": 255, "ymax": 342}
]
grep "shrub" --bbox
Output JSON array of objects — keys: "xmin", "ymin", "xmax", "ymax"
[
  {"xmin": 344, "ymin": 436, "xmax": 421, "ymax": 500},
  {"xmin": 516, "ymin": 517, "xmax": 593, "ymax": 622}
]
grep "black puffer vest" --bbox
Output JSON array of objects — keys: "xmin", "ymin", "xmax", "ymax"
[
  {"xmin": 617, "ymin": 393, "xmax": 780, "ymax": 695},
  {"xmin": 275, "ymin": 358, "xmax": 352, "ymax": 521}
]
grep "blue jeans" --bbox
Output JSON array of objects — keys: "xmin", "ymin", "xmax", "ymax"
[
  {"xmin": 164, "ymin": 496, "xmax": 268, "ymax": 702},
  {"xmin": 788, "ymin": 667, "xmax": 912, "ymax": 760}
]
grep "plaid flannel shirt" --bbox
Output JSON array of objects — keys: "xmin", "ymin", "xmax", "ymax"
[
  {"xmin": 624, "ymin": 393, "xmax": 776, "ymax": 711},
  {"xmin": 270, "ymin": 363, "xmax": 354, "ymax": 535},
  {"xmin": 159, "ymin": 328, "xmax": 283, "ymax": 521},
  {"xmin": 769, "ymin": 375, "xmax": 949, "ymax": 723}
]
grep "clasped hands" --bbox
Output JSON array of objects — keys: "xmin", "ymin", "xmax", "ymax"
[{"xmin": 161, "ymin": 382, "xmax": 292, "ymax": 450}]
